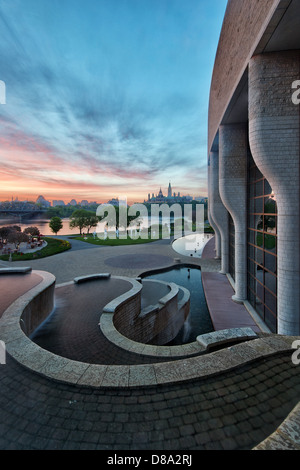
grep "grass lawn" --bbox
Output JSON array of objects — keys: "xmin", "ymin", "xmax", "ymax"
[
  {"xmin": 71, "ymin": 225, "xmax": 215, "ymax": 246},
  {"xmin": 71, "ymin": 234, "xmax": 157, "ymax": 246},
  {"xmin": 0, "ymin": 237, "xmax": 71, "ymax": 261}
]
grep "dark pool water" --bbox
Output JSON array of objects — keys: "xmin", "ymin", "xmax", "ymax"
[{"xmin": 142, "ymin": 266, "xmax": 214, "ymax": 345}]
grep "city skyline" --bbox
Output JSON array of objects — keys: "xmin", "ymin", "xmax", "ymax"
[
  {"xmin": 0, "ymin": 0, "xmax": 227, "ymax": 203},
  {"xmin": 1, "ymin": 180, "xmax": 207, "ymax": 207}
]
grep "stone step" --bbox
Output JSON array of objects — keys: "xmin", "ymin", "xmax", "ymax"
[{"xmin": 196, "ymin": 327, "xmax": 257, "ymax": 351}]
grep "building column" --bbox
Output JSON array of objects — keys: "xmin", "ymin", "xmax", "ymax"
[
  {"xmin": 249, "ymin": 50, "xmax": 300, "ymax": 335},
  {"xmin": 207, "ymin": 161, "xmax": 221, "ymax": 259},
  {"xmin": 219, "ymin": 124, "xmax": 248, "ymax": 303},
  {"xmin": 209, "ymin": 151, "xmax": 229, "ymax": 274}
]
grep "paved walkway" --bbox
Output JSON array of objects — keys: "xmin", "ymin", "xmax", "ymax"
[
  {"xmin": 202, "ymin": 273, "xmax": 261, "ymax": 333},
  {"xmin": 0, "ymin": 236, "xmax": 220, "ymax": 284},
  {"xmin": 0, "ymin": 236, "xmax": 299, "ymax": 450}
]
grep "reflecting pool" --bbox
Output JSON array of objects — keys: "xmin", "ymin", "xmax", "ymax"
[{"xmin": 141, "ymin": 265, "xmax": 214, "ymax": 345}]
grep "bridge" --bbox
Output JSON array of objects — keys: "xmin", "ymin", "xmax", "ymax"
[
  {"xmin": 0, "ymin": 204, "xmax": 47, "ymax": 220},
  {"xmin": 0, "ymin": 209, "xmax": 47, "ymax": 214}
]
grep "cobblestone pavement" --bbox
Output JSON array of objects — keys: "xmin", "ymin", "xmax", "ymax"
[{"xmin": 0, "ymin": 352, "xmax": 299, "ymax": 450}]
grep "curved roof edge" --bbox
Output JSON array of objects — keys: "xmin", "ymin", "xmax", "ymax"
[{"xmin": 208, "ymin": 0, "xmax": 283, "ymax": 154}]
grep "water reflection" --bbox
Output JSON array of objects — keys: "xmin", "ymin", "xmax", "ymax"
[
  {"xmin": 142, "ymin": 266, "xmax": 214, "ymax": 345},
  {"xmin": 0, "ymin": 218, "xmax": 76, "ymax": 236}
]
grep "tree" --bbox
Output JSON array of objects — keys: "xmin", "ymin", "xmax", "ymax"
[
  {"xmin": 10, "ymin": 225, "xmax": 21, "ymax": 232},
  {"xmin": 49, "ymin": 217, "xmax": 63, "ymax": 235},
  {"xmin": 69, "ymin": 209, "xmax": 98, "ymax": 235},
  {"xmin": 0, "ymin": 226, "xmax": 14, "ymax": 244},
  {"xmin": 84, "ymin": 215, "xmax": 99, "ymax": 234},
  {"xmin": 7, "ymin": 231, "xmax": 29, "ymax": 249},
  {"xmin": 24, "ymin": 226, "xmax": 40, "ymax": 237}
]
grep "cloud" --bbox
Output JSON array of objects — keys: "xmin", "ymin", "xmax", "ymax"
[{"xmin": 0, "ymin": 0, "xmax": 215, "ymax": 201}]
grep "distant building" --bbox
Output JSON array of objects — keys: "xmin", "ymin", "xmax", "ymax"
[
  {"xmin": 52, "ymin": 200, "xmax": 65, "ymax": 207},
  {"xmin": 36, "ymin": 195, "xmax": 51, "ymax": 207},
  {"xmin": 69, "ymin": 199, "xmax": 77, "ymax": 206},
  {"xmin": 107, "ymin": 198, "xmax": 119, "ymax": 206},
  {"xmin": 194, "ymin": 196, "xmax": 207, "ymax": 203},
  {"xmin": 145, "ymin": 183, "xmax": 195, "ymax": 204}
]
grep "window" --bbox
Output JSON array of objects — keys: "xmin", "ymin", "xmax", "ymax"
[
  {"xmin": 247, "ymin": 153, "xmax": 278, "ymax": 332},
  {"xmin": 229, "ymin": 214, "xmax": 235, "ymax": 281}
]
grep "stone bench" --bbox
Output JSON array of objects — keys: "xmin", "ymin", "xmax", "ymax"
[
  {"xmin": 196, "ymin": 327, "xmax": 257, "ymax": 351},
  {"xmin": 74, "ymin": 273, "xmax": 111, "ymax": 283},
  {"xmin": 0, "ymin": 267, "xmax": 32, "ymax": 274}
]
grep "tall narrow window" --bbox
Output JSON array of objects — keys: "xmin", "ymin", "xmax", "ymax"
[
  {"xmin": 247, "ymin": 153, "xmax": 278, "ymax": 332},
  {"xmin": 228, "ymin": 214, "xmax": 235, "ymax": 281}
]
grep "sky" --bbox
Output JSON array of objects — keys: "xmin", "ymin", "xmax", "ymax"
[{"xmin": 0, "ymin": 0, "xmax": 227, "ymax": 204}]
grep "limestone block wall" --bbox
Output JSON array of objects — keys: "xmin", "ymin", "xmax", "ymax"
[
  {"xmin": 132, "ymin": 293, "xmax": 179, "ymax": 345},
  {"xmin": 219, "ymin": 123, "xmax": 248, "ymax": 302},
  {"xmin": 209, "ymin": 151, "xmax": 229, "ymax": 274},
  {"xmin": 112, "ymin": 291, "xmax": 143, "ymax": 337},
  {"xmin": 249, "ymin": 50, "xmax": 300, "ymax": 335},
  {"xmin": 208, "ymin": 163, "xmax": 221, "ymax": 258},
  {"xmin": 138, "ymin": 289, "xmax": 190, "ymax": 346},
  {"xmin": 108, "ymin": 279, "xmax": 190, "ymax": 346},
  {"xmin": 20, "ymin": 274, "xmax": 56, "ymax": 337}
]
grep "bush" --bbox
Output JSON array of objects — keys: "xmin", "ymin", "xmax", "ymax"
[{"xmin": 0, "ymin": 237, "xmax": 71, "ymax": 261}]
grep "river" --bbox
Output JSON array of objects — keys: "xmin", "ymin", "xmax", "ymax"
[
  {"xmin": 0, "ymin": 217, "xmax": 76, "ymax": 236},
  {"xmin": 0, "ymin": 215, "xmax": 207, "ymax": 240}
]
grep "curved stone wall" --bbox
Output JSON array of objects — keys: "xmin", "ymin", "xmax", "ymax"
[
  {"xmin": 107, "ymin": 278, "xmax": 190, "ymax": 345},
  {"xmin": 0, "ymin": 269, "xmax": 296, "ymax": 389},
  {"xmin": 208, "ymin": 0, "xmax": 280, "ymax": 152}
]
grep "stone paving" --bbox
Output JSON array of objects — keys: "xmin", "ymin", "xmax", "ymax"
[
  {"xmin": 2, "ymin": 236, "xmax": 219, "ymax": 284},
  {"xmin": 0, "ymin": 352, "xmax": 299, "ymax": 450},
  {"xmin": 0, "ymin": 236, "xmax": 299, "ymax": 450}
]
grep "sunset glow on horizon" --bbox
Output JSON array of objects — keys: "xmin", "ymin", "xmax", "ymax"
[{"xmin": 0, "ymin": 0, "xmax": 227, "ymax": 205}]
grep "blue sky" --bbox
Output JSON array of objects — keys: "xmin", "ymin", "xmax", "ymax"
[{"xmin": 0, "ymin": 0, "xmax": 227, "ymax": 203}]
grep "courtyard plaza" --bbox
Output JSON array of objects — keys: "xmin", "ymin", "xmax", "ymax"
[{"xmin": 0, "ymin": 235, "xmax": 299, "ymax": 450}]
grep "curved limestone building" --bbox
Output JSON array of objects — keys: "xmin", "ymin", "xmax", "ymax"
[{"xmin": 208, "ymin": 0, "xmax": 300, "ymax": 335}]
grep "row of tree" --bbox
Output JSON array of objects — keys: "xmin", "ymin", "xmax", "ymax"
[
  {"xmin": 0, "ymin": 225, "xmax": 41, "ymax": 248},
  {"xmin": 49, "ymin": 208, "xmax": 140, "ymax": 235},
  {"xmin": 49, "ymin": 204, "xmax": 210, "ymax": 237},
  {"xmin": 48, "ymin": 209, "xmax": 99, "ymax": 235},
  {"xmin": 45, "ymin": 204, "xmax": 99, "ymax": 220}
]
